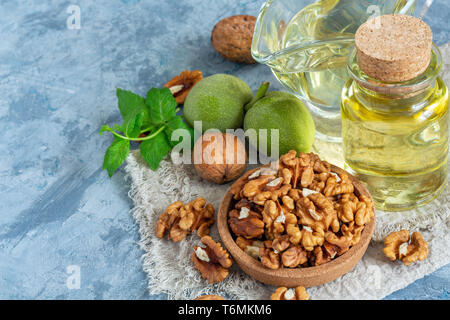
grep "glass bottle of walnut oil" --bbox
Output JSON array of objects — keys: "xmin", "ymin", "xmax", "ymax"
[
  {"xmin": 341, "ymin": 15, "xmax": 449, "ymax": 211},
  {"xmin": 252, "ymin": 0, "xmax": 418, "ymax": 142}
]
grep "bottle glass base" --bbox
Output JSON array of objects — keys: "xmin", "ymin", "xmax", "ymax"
[{"xmin": 345, "ymin": 162, "xmax": 448, "ymax": 212}]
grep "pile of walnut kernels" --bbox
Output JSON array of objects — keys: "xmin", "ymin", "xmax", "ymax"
[
  {"xmin": 155, "ymin": 150, "xmax": 429, "ymax": 300},
  {"xmin": 228, "ymin": 150, "xmax": 375, "ymax": 269}
]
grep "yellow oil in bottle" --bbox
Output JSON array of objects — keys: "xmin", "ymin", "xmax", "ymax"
[
  {"xmin": 341, "ymin": 49, "xmax": 449, "ymax": 211},
  {"xmin": 263, "ymin": 0, "xmax": 417, "ymax": 140}
]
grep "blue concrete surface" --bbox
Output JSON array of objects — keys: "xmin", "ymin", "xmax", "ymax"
[{"xmin": 0, "ymin": 0, "xmax": 448, "ymax": 300}]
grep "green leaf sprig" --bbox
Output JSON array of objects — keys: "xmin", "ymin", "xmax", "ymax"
[{"xmin": 99, "ymin": 87, "xmax": 193, "ymax": 177}]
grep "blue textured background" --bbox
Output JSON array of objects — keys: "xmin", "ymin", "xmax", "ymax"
[{"xmin": 0, "ymin": 0, "xmax": 448, "ymax": 299}]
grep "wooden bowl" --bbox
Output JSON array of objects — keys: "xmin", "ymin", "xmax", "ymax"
[{"xmin": 217, "ymin": 165, "xmax": 376, "ymax": 288}]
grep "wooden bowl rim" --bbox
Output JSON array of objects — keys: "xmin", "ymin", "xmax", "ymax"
[{"xmin": 218, "ymin": 164, "xmax": 376, "ymax": 280}]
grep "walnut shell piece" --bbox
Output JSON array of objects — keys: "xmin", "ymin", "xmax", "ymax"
[
  {"xmin": 270, "ymin": 286, "xmax": 309, "ymax": 300},
  {"xmin": 164, "ymin": 70, "xmax": 203, "ymax": 104},
  {"xmin": 193, "ymin": 132, "xmax": 247, "ymax": 184},
  {"xmin": 211, "ymin": 15, "xmax": 257, "ymax": 64},
  {"xmin": 192, "ymin": 236, "xmax": 233, "ymax": 284}
]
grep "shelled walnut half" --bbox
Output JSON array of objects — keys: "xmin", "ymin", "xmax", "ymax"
[
  {"xmin": 192, "ymin": 236, "xmax": 233, "ymax": 284},
  {"xmin": 383, "ymin": 230, "xmax": 429, "ymax": 266},
  {"xmin": 156, "ymin": 198, "xmax": 215, "ymax": 242},
  {"xmin": 228, "ymin": 208, "xmax": 265, "ymax": 239}
]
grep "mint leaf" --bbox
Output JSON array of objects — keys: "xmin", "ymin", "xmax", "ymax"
[
  {"xmin": 145, "ymin": 87, "xmax": 177, "ymax": 125},
  {"xmin": 139, "ymin": 131, "xmax": 171, "ymax": 170},
  {"xmin": 102, "ymin": 138, "xmax": 130, "ymax": 177},
  {"xmin": 100, "ymin": 117, "xmax": 142, "ymax": 139},
  {"xmin": 116, "ymin": 88, "xmax": 151, "ymax": 127},
  {"xmin": 123, "ymin": 109, "xmax": 144, "ymax": 138},
  {"xmin": 164, "ymin": 116, "xmax": 194, "ymax": 148},
  {"xmin": 116, "ymin": 88, "xmax": 145, "ymax": 118},
  {"xmin": 113, "ymin": 124, "xmax": 125, "ymax": 133}
]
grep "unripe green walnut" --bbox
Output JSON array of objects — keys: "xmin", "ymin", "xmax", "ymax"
[
  {"xmin": 244, "ymin": 91, "xmax": 315, "ymax": 156},
  {"xmin": 183, "ymin": 74, "xmax": 253, "ymax": 132}
]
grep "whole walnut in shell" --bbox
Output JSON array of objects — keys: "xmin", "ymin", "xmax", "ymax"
[
  {"xmin": 193, "ymin": 132, "xmax": 247, "ymax": 184},
  {"xmin": 211, "ymin": 15, "xmax": 257, "ymax": 64}
]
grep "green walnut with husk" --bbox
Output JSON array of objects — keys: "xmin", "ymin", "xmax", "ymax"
[
  {"xmin": 183, "ymin": 75, "xmax": 315, "ymax": 155},
  {"xmin": 244, "ymin": 82, "xmax": 315, "ymax": 155},
  {"xmin": 184, "ymin": 74, "xmax": 253, "ymax": 132}
]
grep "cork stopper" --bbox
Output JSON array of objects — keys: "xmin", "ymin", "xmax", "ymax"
[{"xmin": 355, "ymin": 14, "xmax": 432, "ymax": 82}]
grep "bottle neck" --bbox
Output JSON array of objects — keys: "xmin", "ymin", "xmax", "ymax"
[
  {"xmin": 347, "ymin": 43, "xmax": 442, "ymax": 111},
  {"xmin": 353, "ymin": 80, "xmax": 435, "ymax": 114}
]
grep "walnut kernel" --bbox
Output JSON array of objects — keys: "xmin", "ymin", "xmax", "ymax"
[
  {"xmin": 270, "ymin": 286, "xmax": 309, "ymax": 300},
  {"xmin": 192, "ymin": 236, "xmax": 233, "ymax": 284},
  {"xmin": 164, "ymin": 70, "xmax": 203, "ymax": 104},
  {"xmin": 156, "ymin": 198, "xmax": 215, "ymax": 242},
  {"xmin": 383, "ymin": 230, "xmax": 429, "ymax": 266}
]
